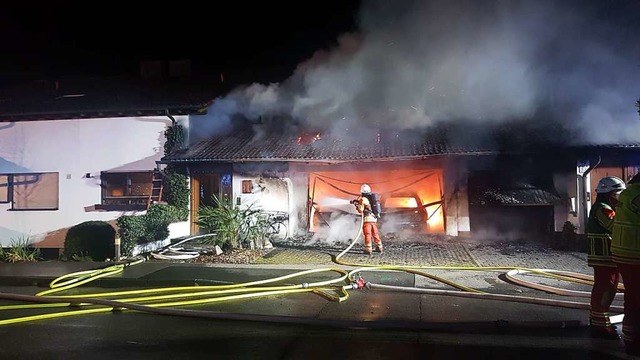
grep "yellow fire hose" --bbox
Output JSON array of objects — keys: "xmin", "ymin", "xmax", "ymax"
[{"xmin": 0, "ymin": 212, "xmax": 623, "ymax": 326}]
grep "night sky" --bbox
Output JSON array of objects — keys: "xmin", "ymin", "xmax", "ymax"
[
  {"xmin": 0, "ymin": 1, "xmax": 361, "ymax": 84},
  {"xmin": 1, "ymin": 0, "xmax": 639, "ymax": 145}
]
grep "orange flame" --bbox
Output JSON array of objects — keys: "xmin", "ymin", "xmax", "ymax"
[
  {"xmin": 297, "ymin": 132, "xmax": 321, "ymax": 145},
  {"xmin": 384, "ymin": 197, "xmax": 418, "ymax": 208}
]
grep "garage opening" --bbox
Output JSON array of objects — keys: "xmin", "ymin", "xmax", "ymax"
[
  {"xmin": 308, "ymin": 169, "xmax": 445, "ymax": 237},
  {"xmin": 467, "ymin": 172, "xmax": 560, "ymax": 241}
]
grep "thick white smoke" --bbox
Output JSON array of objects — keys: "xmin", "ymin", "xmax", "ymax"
[{"xmin": 196, "ymin": 0, "xmax": 640, "ymax": 144}]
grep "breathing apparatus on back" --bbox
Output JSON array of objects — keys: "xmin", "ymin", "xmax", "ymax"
[{"xmin": 351, "ymin": 183, "xmax": 382, "ymax": 218}]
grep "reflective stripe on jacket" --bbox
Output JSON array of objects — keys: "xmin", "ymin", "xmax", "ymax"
[
  {"xmin": 586, "ymin": 201, "xmax": 615, "ymax": 267},
  {"xmin": 612, "ymin": 184, "xmax": 640, "ymax": 265}
]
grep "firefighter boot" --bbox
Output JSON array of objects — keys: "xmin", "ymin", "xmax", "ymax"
[
  {"xmin": 375, "ymin": 245, "xmax": 383, "ymax": 253},
  {"xmin": 589, "ymin": 325, "xmax": 621, "ymax": 340}
]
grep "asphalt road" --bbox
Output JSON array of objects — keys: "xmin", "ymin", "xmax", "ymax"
[{"xmin": 0, "ymin": 283, "xmax": 630, "ymax": 360}]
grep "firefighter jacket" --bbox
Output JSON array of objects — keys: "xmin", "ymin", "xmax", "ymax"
[
  {"xmin": 355, "ymin": 197, "xmax": 378, "ymax": 223},
  {"xmin": 586, "ymin": 201, "xmax": 616, "ymax": 267},
  {"xmin": 612, "ymin": 184, "xmax": 640, "ymax": 265}
]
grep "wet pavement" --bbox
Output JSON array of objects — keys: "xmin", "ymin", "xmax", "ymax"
[{"xmin": 0, "ymin": 239, "xmax": 634, "ymax": 359}]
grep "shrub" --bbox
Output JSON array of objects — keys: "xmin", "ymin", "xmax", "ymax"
[
  {"xmin": 116, "ymin": 215, "xmax": 147, "ymax": 256},
  {"xmin": 166, "ymin": 171, "xmax": 189, "ymax": 213},
  {"xmin": 163, "ymin": 122, "xmax": 189, "ymax": 215},
  {"xmin": 196, "ymin": 195, "xmax": 244, "ymax": 249},
  {"xmin": 63, "ymin": 221, "xmax": 116, "ymax": 261},
  {"xmin": 116, "ymin": 204, "xmax": 188, "ymax": 256},
  {"xmin": 0, "ymin": 236, "xmax": 40, "ymax": 263},
  {"xmin": 146, "ymin": 203, "xmax": 188, "ymax": 224},
  {"xmin": 196, "ymin": 195, "xmax": 273, "ymax": 249},
  {"xmin": 164, "ymin": 123, "xmax": 184, "ymax": 154}
]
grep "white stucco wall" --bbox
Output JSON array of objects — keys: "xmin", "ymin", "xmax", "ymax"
[
  {"xmin": 552, "ymin": 171, "xmax": 577, "ymax": 232},
  {"xmin": 233, "ymin": 175, "xmax": 293, "ymax": 237},
  {"xmin": 0, "ymin": 115, "xmax": 188, "ymax": 247}
]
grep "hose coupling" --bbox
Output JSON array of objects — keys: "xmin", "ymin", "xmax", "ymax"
[
  {"xmin": 301, "ymin": 283, "xmax": 309, "ymax": 289},
  {"xmin": 352, "ymin": 274, "xmax": 366, "ymax": 289}
]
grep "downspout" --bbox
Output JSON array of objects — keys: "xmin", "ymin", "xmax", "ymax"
[
  {"xmin": 579, "ymin": 155, "xmax": 601, "ymax": 234},
  {"xmin": 165, "ymin": 109, "xmax": 176, "ymax": 126},
  {"xmin": 154, "ymin": 109, "xmax": 177, "ymax": 172}
]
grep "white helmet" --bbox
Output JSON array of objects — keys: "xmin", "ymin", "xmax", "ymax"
[
  {"xmin": 360, "ymin": 184, "xmax": 371, "ymax": 194},
  {"xmin": 596, "ymin": 176, "xmax": 626, "ymax": 194}
]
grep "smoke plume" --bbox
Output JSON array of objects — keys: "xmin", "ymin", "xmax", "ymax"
[{"xmin": 197, "ymin": 0, "xmax": 640, "ymax": 144}]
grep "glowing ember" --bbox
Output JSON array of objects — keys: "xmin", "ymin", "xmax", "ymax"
[{"xmin": 297, "ymin": 132, "xmax": 321, "ymax": 145}]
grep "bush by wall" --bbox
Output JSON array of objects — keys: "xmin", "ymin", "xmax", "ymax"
[
  {"xmin": 115, "ymin": 215, "xmax": 147, "ymax": 256},
  {"xmin": 63, "ymin": 221, "xmax": 116, "ymax": 261},
  {"xmin": 163, "ymin": 122, "xmax": 189, "ymax": 214},
  {"xmin": 166, "ymin": 171, "xmax": 189, "ymax": 212},
  {"xmin": 116, "ymin": 203, "xmax": 188, "ymax": 256}
]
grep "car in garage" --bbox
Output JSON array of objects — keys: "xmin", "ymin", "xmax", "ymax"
[
  {"xmin": 313, "ymin": 192, "xmax": 430, "ymax": 233},
  {"xmin": 378, "ymin": 193, "xmax": 428, "ymax": 232}
]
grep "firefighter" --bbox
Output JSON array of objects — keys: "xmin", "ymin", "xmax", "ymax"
[
  {"xmin": 587, "ymin": 176, "xmax": 626, "ymax": 340},
  {"xmin": 612, "ymin": 173, "xmax": 640, "ymax": 355},
  {"xmin": 353, "ymin": 184, "xmax": 383, "ymax": 255}
]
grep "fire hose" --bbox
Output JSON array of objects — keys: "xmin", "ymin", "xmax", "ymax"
[{"xmin": 0, "ymin": 212, "xmax": 623, "ymax": 327}]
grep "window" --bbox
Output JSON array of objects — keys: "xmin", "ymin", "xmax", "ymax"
[
  {"xmin": 242, "ymin": 180, "xmax": 253, "ymax": 194},
  {"xmin": 97, "ymin": 171, "xmax": 153, "ymax": 210},
  {"xmin": 0, "ymin": 172, "xmax": 59, "ymax": 210},
  {"xmin": 0, "ymin": 175, "xmax": 8, "ymax": 203}
]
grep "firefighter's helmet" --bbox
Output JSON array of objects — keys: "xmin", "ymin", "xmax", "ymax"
[
  {"xmin": 360, "ymin": 184, "xmax": 371, "ymax": 194},
  {"xmin": 596, "ymin": 176, "xmax": 626, "ymax": 194}
]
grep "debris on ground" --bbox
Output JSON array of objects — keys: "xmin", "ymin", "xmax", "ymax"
[{"xmin": 185, "ymin": 248, "xmax": 273, "ymax": 264}]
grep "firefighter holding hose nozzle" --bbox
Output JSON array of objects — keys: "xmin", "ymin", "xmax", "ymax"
[{"xmin": 352, "ymin": 184, "xmax": 383, "ymax": 255}]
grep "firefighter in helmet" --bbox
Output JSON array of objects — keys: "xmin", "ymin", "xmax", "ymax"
[
  {"xmin": 612, "ymin": 173, "xmax": 640, "ymax": 355},
  {"xmin": 353, "ymin": 183, "xmax": 383, "ymax": 255},
  {"xmin": 586, "ymin": 176, "xmax": 625, "ymax": 339}
]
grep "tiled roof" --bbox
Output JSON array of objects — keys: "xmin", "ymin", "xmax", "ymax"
[
  {"xmin": 164, "ymin": 126, "xmax": 501, "ymax": 163},
  {"xmin": 164, "ymin": 119, "xmax": 640, "ymax": 164}
]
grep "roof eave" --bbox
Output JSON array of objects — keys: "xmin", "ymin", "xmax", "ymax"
[
  {"xmin": 0, "ymin": 103, "xmax": 211, "ymax": 122},
  {"xmin": 160, "ymin": 151, "xmax": 499, "ymax": 164}
]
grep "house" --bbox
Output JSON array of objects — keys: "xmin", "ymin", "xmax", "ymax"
[
  {"xmin": 0, "ymin": 76, "xmax": 221, "ymax": 257},
  {"xmin": 162, "ymin": 115, "xmax": 640, "ymax": 243},
  {"xmin": 2, "ymin": 75, "xmax": 639, "ymax": 256}
]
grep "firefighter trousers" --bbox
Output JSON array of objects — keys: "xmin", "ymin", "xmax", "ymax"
[
  {"xmin": 589, "ymin": 265, "xmax": 620, "ymax": 328},
  {"xmin": 617, "ymin": 263, "xmax": 640, "ymax": 352},
  {"xmin": 363, "ymin": 222, "xmax": 382, "ymax": 252}
]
